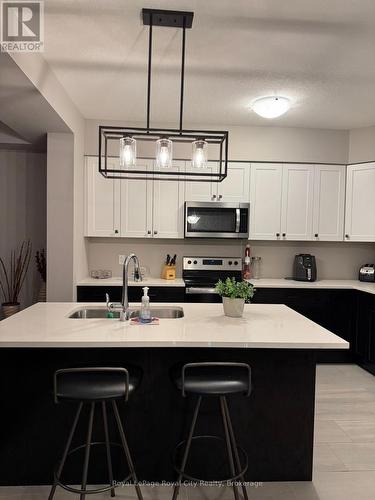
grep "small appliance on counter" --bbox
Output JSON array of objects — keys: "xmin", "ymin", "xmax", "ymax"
[
  {"xmin": 293, "ymin": 254, "xmax": 317, "ymax": 282},
  {"xmin": 359, "ymin": 264, "xmax": 375, "ymax": 282}
]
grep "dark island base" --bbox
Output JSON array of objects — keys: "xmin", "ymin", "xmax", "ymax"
[{"xmin": 0, "ymin": 348, "xmax": 316, "ymax": 485}]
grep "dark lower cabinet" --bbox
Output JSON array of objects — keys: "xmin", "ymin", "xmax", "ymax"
[
  {"xmin": 77, "ymin": 285, "xmax": 185, "ymax": 303},
  {"xmin": 252, "ymin": 288, "xmax": 356, "ymax": 363},
  {"xmin": 354, "ymin": 292, "xmax": 375, "ymax": 375}
]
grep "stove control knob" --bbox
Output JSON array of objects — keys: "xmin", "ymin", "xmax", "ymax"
[
  {"xmin": 187, "ymin": 260, "xmax": 192, "ymax": 264},
  {"xmin": 228, "ymin": 261, "xmax": 233, "ymax": 265},
  {"xmin": 193, "ymin": 260, "xmax": 198, "ymax": 264},
  {"xmin": 234, "ymin": 261, "xmax": 239, "ymax": 266}
]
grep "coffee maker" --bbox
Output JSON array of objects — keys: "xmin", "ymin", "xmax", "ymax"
[{"xmin": 293, "ymin": 254, "xmax": 317, "ymax": 282}]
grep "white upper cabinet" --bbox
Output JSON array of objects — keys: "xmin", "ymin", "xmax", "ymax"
[
  {"xmin": 345, "ymin": 163, "xmax": 375, "ymax": 242},
  {"xmin": 281, "ymin": 164, "xmax": 314, "ymax": 241},
  {"xmin": 85, "ymin": 157, "xmax": 120, "ymax": 237},
  {"xmin": 313, "ymin": 165, "xmax": 345, "ymax": 241},
  {"xmin": 249, "ymin": 163, "xmax": 283, "ymax": 240},
  {"xmin": 185, "ymin": 162, "xmax": 250, "ymax": 203},
  {"xmin": 152, "ymin": 162, "xmax": 185, "ymax": 238},
  {"xmin": 120, "ymin": 159, "xmax": 153, "ymax": 238},
  {"xmin": 218, "ymin": 162, "xmax": 250, "ymax": 202},
  {"xmin": 185, "ymin": 163, "xmax": 218, "ymax": 202}
]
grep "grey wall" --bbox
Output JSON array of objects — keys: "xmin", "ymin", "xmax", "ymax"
[
  {"xmin": 47, "ymin": 133, "xmax": 74, "ymax": 301},
  {"xmin": 0, "ymin": 150, "xmax": 46, "ymax": 312},
  {"xmin": 349, "ymin": 126, "xmax": 375, "ymax": 163},
  {"xmin": 87, "ymin": 238, "xmax": 374, "ymax": 281}
]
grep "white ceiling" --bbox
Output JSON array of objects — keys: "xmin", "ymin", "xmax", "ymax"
[{"xmin": 42, "ymin": 0, "xmax": 375, "ymax": 130}]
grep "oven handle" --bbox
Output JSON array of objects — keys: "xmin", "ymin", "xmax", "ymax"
[
  {"xmin": 186, "ymin": 287, "xmax": 218, "ymax": 295},
  {"xmin": 235, "ymin": 208, "xmax": 240, "ymax": 233}
]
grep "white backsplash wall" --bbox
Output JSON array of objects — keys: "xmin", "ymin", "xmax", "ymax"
[{"xmin": 87, "ymin": 238, "xmax": 374, "ymax": 280}]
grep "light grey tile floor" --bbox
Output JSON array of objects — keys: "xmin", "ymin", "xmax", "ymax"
[{"xmin": 1, "ymin": 364, "xmax": 375, "ymax": 499}]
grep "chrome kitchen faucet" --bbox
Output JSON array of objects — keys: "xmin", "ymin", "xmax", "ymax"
[{"xmin": 106, "ymin": 253, "xmax": 141, "ymax": 321}]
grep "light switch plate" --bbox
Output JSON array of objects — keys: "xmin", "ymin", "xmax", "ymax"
[{"xmin": 119, "ymin": 255, "xmax": 126, "ymax": 265}]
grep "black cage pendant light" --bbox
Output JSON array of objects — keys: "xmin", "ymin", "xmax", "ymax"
[{"xmin": 98, "ymin": 8, "xmax": 229, "ymax": 182}]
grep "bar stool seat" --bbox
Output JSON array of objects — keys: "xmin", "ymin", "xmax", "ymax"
[
  {"xmin": 55, "ymin": 366, "xmax": 142, "ymax": 401},
  {"xmin": 172, "ymin": 364, "xmax": 250, "ymax": 395}
]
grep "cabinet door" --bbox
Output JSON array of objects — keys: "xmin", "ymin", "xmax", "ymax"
[
  {"xmin": 345, "ymin": 163, "xmax": 375, "ymax": 242},
  {"xmin": 120, "ymin": 160, "xmax": 153, "ymax": 238},
  {"xmin": 313, "ymin": 165, "xmax": 345, "ymax": 241},
  {"xmin": 218, "ymin": 162, "xmax": 250, "ymax": 202},
  {"xmin": 185, "ymin": 163, "xmax": 218, "ymax": 201},
  {"xmin": 85, "ymin": 157, "xmax": 120, "ymax": 237},
  {"xmin": 152, "ymin": 162, "xmax": 185, "ymax": 238},
  {"xmin": 249, "ymin": 163, "xmax": 283, "ymax": 240},
  {"xmin": 281, "ymin": 164, "xmax": 314, "ymax": 241}
]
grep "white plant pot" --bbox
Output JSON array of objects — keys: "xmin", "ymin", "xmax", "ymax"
[{"xmin": 222, "ymin": 297, "xmax": 245, "ymax": 318}]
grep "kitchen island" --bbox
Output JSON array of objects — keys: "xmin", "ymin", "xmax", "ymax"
[{"xmin": 0, "ymin": 302, "xmax": 348, "ymax": 485}]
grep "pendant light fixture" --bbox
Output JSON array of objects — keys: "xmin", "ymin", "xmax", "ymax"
[{"xmin": 98, "ymin": 8, "xmax": 228, "ymax": 182}]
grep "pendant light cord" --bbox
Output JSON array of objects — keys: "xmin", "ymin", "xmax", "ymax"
[
  {"xmin": 179, "ymin": 16, "xmax": 186, "ymax": 134},
  {"xmin": 146, "ymin": 14, "xmax": 153, "ymax": 131}
]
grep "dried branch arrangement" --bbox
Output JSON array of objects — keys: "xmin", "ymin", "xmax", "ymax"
[
  {"xmin": 0, "ymin": 240, "xmax": 32, "ymax": 305},
  {"xmin": 35, "ymin": 249, "xmax": 46, "ymax": 282}
]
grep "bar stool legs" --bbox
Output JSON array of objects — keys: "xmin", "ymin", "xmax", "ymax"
[
  {"xmin": 102, "ymin": 402, "xmax": 115, "ymax": 498},
  {"xmin": 48, "ymin": 403, "xmax": 83, "ymax": 500},
  {"xmin": 48, "ymin": 400, "xmax": 143, "ymax": 500},
  {"xmin": 172, "ymin": 395, "xmax": 248, "ymax": 500},
  {"xmin": 172, "ymin": 396, "xmax": 202, "ymax": 500},
  {"xmin": 112, "ymin": 400, "xmax": 143, "ymax": 500}
]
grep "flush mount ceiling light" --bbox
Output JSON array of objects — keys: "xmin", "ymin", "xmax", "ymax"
[
  {"xmin": 251, "ymin": 96, "xmax": 290, "ymax": 119},
  {"xmin": 99, "ymin": 8, "xmax": 228, "ymax": 182}
]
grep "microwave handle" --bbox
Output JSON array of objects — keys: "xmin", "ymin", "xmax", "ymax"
[{"xmin": 235, "ymin": 208, "xmax": 240, "ymax": 233}]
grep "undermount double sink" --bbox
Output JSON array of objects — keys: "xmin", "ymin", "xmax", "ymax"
[{"xmin": 69, "ymin": 306, "xmax": 184, "ymax": 319}]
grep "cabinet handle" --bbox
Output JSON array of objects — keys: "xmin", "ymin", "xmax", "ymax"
[
  {"xmin": 345, "ymin": 234, "xmax": 350, "ymax": 239},
  {"xmin": 154, "ymin": 230, "xmax": 158, "ymax": 235},
  {"xmin": 276, "ymin": 233, "xmax": 280, "ymax": 237},
  {"xmin": 218, "ymin": 194, "xmax": 222, "ymax": 200},
  {"xmin": 212, "ymin": 195, "xmax": 216, "ymax": 200},
  {"xmin": 315, "ymin": 233, "xmax": 319, "ymax": 238},
  {"xmin": 114, "ymin": 229, "xmax": 119, "ymax": 234},
  {"xmin": 147, "ymin": 230, "xmax": 151, "ymax": 235},
  {"xmin": 282, "ymin": 233, "xmax": 286, "ymax": 237}
]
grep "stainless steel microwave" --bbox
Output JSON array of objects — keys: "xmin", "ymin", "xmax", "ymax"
[{"xmin": 184, "ymin": 202, "xmax": 250, "ymax": 239}]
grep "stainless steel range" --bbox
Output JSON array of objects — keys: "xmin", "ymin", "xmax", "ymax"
[{"xmin": 183, "ymin": 256, "xmax": 243, "ymax": 303}]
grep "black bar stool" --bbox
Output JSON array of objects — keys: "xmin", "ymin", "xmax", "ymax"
[
  {"xmin": 171, "ymin": 362, "xmax": 252, "ymax": 500},
  {"xmin": 48, "ymin": 367, "xmax": 143, "ymax": 500}
]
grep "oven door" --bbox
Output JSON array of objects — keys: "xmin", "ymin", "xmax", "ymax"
[
  {"xmin": 185, "ymin": 286, "xmax": 221, "ymax": 303},
  {"xmin": 185, "ymin": 202, "xmax": 249, "ymax": 238}
]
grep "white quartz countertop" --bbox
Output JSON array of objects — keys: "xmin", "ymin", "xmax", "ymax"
[
  {"xmin": 0, "ymin": 302, "xmax": 349, "ymax": 349},
  {"xmin": 76, "ymin": 277, "xmax": 375, "ymax": 295},
  {"xmin": 77, "ymin": 277, "xmax": 185, "ymax": 287}
]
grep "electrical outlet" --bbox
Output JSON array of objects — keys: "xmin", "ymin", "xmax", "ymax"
[{"xmin": 119, "ymin": 255, "xmax": 126, "ymax": 265}]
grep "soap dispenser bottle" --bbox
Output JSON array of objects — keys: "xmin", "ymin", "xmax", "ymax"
[{"xmin": 140, "ymin": 286, "xmax": 152, "ymax": 323}]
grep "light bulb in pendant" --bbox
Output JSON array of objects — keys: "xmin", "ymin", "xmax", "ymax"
[
  {"xmin": 192, "ymin": 139, "xmax": 208, "ymax": 168},
  {"xmin": 119, "ymin": 136, "xmax": 136, "ymax": 167},
  {"xmin": 156, "ymin": 138, "xmax": 172, "ymax": 168}
]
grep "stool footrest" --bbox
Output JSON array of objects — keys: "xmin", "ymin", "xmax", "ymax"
[
  {"xmin": 173, "ymin": 434, "xmax": 248, "ymax": 483},
  {"xmin": 55, "ymin": 441, "xmax": 133, "ymax": 495}
]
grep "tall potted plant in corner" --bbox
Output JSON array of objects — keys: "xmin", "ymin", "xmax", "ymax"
[
  {"xmin": 35, "ymin": 249, "xmax": 46, "ymax": 302},
  {"xmin": 215, "ymin": 277, "xmax": 255, "ymax": 318},
  {"xmin": 0, "ymin": 241, "xmax": 32, "ymax": 318}
]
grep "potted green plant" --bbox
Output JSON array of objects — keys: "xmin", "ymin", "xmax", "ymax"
[
  {"xmin": 35, "ymin": 249, "xmax": 46, "ymax": 302},
  {"xmin": 0, "ymin": 241, "xmax": 32, "ymax": 318},
  {"xmin": 215, "ymin": 277, "xmax": 255, "ymax": 318}
]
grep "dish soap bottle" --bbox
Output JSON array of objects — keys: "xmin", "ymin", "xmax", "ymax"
[{"xmin": 140, "ymin": 286, "xmax": 152, "ymax": 323}]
